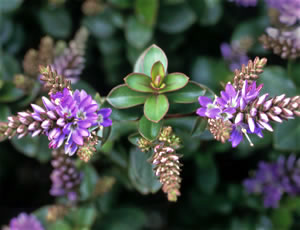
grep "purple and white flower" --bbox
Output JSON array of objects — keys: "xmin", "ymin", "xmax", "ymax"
[{"xmin": 9, "ymin": 213, "xmax": 44, "ymax": 230}]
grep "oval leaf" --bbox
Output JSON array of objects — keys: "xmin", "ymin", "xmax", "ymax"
[
  {"xmin": 144, "ymin": 94, "xmax": 169, "ymax": 123},
  {"xmin": 166, "ymin": 81, "xmax": 206, "ymax": 103},
  {"xmin": 134, "ymin": 44, "xmax": 168, "ymax": 77},
  {"xmin": 124, "ymin": 73, "xmax": 154, "ymax": 93},
  {"xmin": 107, "ymin": 84, "xmax": 149, "ymax": 109},
  {"xmin": 138, "ymin": 115, "xmax": 162, "ymax": 141},
  {"xmin": 151, "ymin": 61, "xmax": 165, "ymax": 81},
  {"xmin": 159, "ymin": 72, "xmax": 189, "ymax": 93},
  {"xmin": 129, "ymin": 147, "xmax": 161, "ymax": 194}
]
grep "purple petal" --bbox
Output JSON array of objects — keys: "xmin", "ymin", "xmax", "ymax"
[
  {"xmin": 225, "ymin": 83, "xmax": 236, "ymax": 97},
  {"xmin": 42, "ymin": 96, "xmax": 56, "ymax": 111},
  {"xmin": 72, "ymin": 131, "xmax": 84, "ymax": 145},
  {"xmin": 198, "ymin": 96, "xmax": 212, "ymax": 107},
  {"xmin": 77, "ymin": 128, "xmax": 89, "ymax": 137},
  {"xmin": 31, "ymin": 104, "xmax": 45, "ymax": 114},
  {"xmin": 98, "ymin": 108, "xmax": 112, "ymax": 118},
  {"xmin": 196, "ymin": 108, "xmax": 207, "ymax": 117},
  {"xmin": 78, "ymin": 120, "xmax": 91, "ymax": 128},
  {"xmin": 207, "ymin": 108, "xmax": 221, "ymax": 118},
  {"xmin": 102, "ymin": 118, "xmax": 112, "ymax": 127}
]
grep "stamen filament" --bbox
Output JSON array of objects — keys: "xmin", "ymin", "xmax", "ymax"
[{"xmin": 242, "ymin": 128, "xmax": 254, "ymax": 147}]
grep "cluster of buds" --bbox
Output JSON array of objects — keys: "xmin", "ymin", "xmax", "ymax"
[
  {"xmin": 50, "ymin": 148, "xmax": 83, "ymax": 202},
  {"xmin": 52, "ymin": 27, "xmax": 89, "ymax": 83},
  {"xmin": 14, "ymin": 28, "xmax": 89, "ymax": 93},
  {"xmin": 0, "ymin": 122, "xmax": 9, "ymax": 141},
  {"xmin": 198, "ymin": 57, "xmax": 300, "ymax": 148},
  {"xmin": 151, "ymin": 143, "xmax": 182, "ymax": 202},
  {"xmin": 40, "ymin": 65, "xmax": 71, "ymax": 96},
  {"xmin": 46, "ymin": 204, "xmax": 69, "ymax": 222},
  {"xmin": 77, "ymin": 131, "xmax": 99, "ymax": 162},
  {"xmin": 137, "ymin": 138, "xmax": 152, "ymax": 152},
  {"xmin": 233, "ymin": 57, "xmax": 267, "ymax": 90},
  {"xmin": 139, "ymin": 126, "xmax": 182, "ymax": 202},
  {"xmin": 260, "ymin": 27, "xmax": 300, "ymax": 59},
  {"xmin": 208, "ymin": 118, "xmax": 232, "ymax": 143}
]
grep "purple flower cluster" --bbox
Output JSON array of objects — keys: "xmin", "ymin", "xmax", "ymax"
[
  {"xmin": 9, "ymin": 213, "xmax": 44, "ymax": 230},
  {"xmin": 230, "ymin": 0, "xmax": 257, "ymax": 7},
  {"xmin": 221, "ymin": 42, "xmax": 249, "ymax": 71},
  {"xmin": 197, "ymin": 80, "xmax": 264, "ymax": 147},
  {"xmin": 265, "ymin": 0, "xmax": 300, "ymax": 25},
  {"xmin": 244, "ymin": 155, "xmax": 300, "ymax": 208},
  {"xmin": 31, "ymin": 88, "xmax": 112, "ymax": 155}
]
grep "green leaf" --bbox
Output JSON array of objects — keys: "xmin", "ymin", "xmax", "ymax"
[
  {"xmin": 0, "ymin": 105, "xmax": 10, "ymax": 121},
  {"xmin": 138, "ymin": 115, "xmax": 162, "ymax": 141},
  {"xmin": 107, "ymin": 0, "xmax": 133, "ymax": 9},
  {"xmin": 67, "ymin": 205, "xmax": 97, "ymax": 228},
  {"xmin": 144, "ymin": 94, "xmax": 169, "ymax": 123},
  {"xmin": 166, "ymin": 81, "xmax": 206, "ymax": 103},
  {"xmin": 191, "ymin": 117, "xmax": 207, "ymax": 136},
  {"xmin": 0, "ymin": 82, "xmax": 24, "ymax": 102},
  {"xmin": 128, "ymin": 132, "xmax": 142, "ymax": 146},
  {"xmin": 135, "ymin": 0, "xmax": 158, "ymax": 27},
  {"xmin": 83, "ymin": 12, "xmax": 116, "ymax": 39},
  {"xmin": 0, "ymin": 17, "xmax": 14, "ymax": 45},
  {"xmin": 0, "ymin": 0, "xmax": 23, "ymax": 13},
  {"xmin": 124, "ymin": 73, "xmax": 154, "ymax": 93},
  {"xmin": 128, "ymin": 148, "xmax": 161, "ymax": 194},
  {"xmin": 274, "ymin": 119, "xmax": 300, "ymax": 152},
  {"xmin": 189, "ymin": 0, "xmax": 223, "ymax": 26},
  {"xmin": 11, "ymin": 135, "xmax": 52, "ymax": 162},
  {"xmin": 159, "ymin": 72, "xmax": 189, "ymax": 93},
  {"xmin": 151, "ymin": 61, "xmax": 165, "ymax": 81},
  {"xmin": 158, "ymin": 2, "xmax": 196, "ymax": 34},
  {"xmin": 126, "ymin": 16, "xmax": 153, "ymax": 49},
  {"xmin": 260, "ymin": 66, "xmax": 297, "ymax": 97},
  {"xmin": 48, "ymin": 220, "xmax": 72, "ymax": 230},
  {"xmin": 0, "ymin": 54, "xmax": 21, "ymax": 81},
  {"xmin": 134, "ymin": 44, "xmax": 168, "ymax": 77},
  {"xmin": 107, "ymin": 84, "xmax": 149, "ymax": 109},
  {"xmin": 38, "ymin": 7, "xmax": 72, "ymax": 39},
  {"xmin": 80, "ymin": 164, "xmax": 99, "ymax": 200},
  {"xmin": 271, "ymin": 207, "xmax": 293, "ymax": 230}
]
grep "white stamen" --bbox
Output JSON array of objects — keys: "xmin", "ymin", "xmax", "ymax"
[{"xmin": 242, "ymin": 128, "xmax": 254, "ymax": 147}]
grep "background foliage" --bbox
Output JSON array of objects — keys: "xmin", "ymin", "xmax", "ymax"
[{"xmin": 0, "ymin": 0, "xmax": 300, "ymax": 229}]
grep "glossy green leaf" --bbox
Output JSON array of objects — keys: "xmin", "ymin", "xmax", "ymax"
[
  {"xmin": 138, "ymin": 115, "xmax": 162, "ymax": 141},
  {"xmin": 144, "ymin": 94, "xmax": 169, "ymax": 123},
  {"xmin": 260, "ymin": 66, "xmax": 297, "ymax": 97},
  {"xmin": 80, "ymin": 164, "xmax": 99, "ymax": 200},
  {"xmin": 151, "ymin": 61, "xmax": 165, "ymax": 81},
  {"xmin": 124, "ymin": 73, "xmax": 154, "ymax": 93},
  {"xmin": 135, "ymin": 0, "xmax": 158, "ymax": 26},
  {"xmin": 274, "ymin": 119, "xmax": 300, "ymax": 152},
  {"xmin": 158, "ymin": 3, "xmax": 196, "ymax": 34},
  {"xmin": 107, "ymin": 84, "xmax": 149, "ymax": 108},
  {"xmin": 0, "ymin": 82, "xmax": 24, "ymax": 102},
  {"xmin": 0, "ymin": 54, "xmax": 21, "ymax": 81},
  {"xmin": 129, "ymin": 148, "xmax": 161, "ymax": 194},
  {"xmin": 191, "ymin": 117, "xmax": 207, "ymax": 136},
  {"xmin": 134, "ymin": 44, "xmax": 168, "ymax": 77},
  {"xmin": 83, "ymin": 12, "xmax": 116, "ymax": 39},
  {"xmin": 159, "ymin": 72, "xmax": 189, "ymax": 93},
  {"xmin": 67, "ymin": 205, "xmax": 97, "ymax": 228},
  {"xmin": 0, "ymin": 0, "xmax": 23, "ymax": 13},
  {"xmin": 128, "ymin": 132, "xmax": 142, "ymax": 146},
  {"xmin": 11, "ymin": 135, "xmax": 51, "ymax": 162},
  {"xmin": 38, "ymin": 7, "xmax": 72, "ymax": 39},
  {"xmin": 126, "ymin": 16, "xmax": 153, "ymax": 49},
  {"xmin": 166, "ymin": 81, "xmax": 206, "ymax": 103}
]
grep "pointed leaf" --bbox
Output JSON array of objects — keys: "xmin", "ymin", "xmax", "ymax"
[
  {"xmin": 135, "ymin": 0, "xmax": 158, "ymax": 27},
  {"xmin": 134, "ymin": 44, "xmax": 168, "ymax": 77},
  {"xmin": 138, "ymin": 115, "xmax": 162, "ymax": 141},
  {"xmin": 151, "ymin": 61, "xmax": 165, "ymax": 81},
  {"xmin": 107, "ymin": 84, "xmax": 149, "ymax": 108},
  {"xmin": 144, "ymin": 94, "xmax": 169, "ymax": 123},
  {"xmin": 166, "ymin": 81, "xmax": 206, "ymax": 103},
  {"xmin": 159, "ymin": 72, "xmax": 189, "ymax": 93},
  {"xmin": 124, "ymin": 73, "xmax": 154, "ymax": 93},
  {"xmin": 191, "ymin": 117, "xmax": 208, "ymax": 136},
  {"xmin": 128, "ymin": 132, "xmax": 142, "ymax": 146}
]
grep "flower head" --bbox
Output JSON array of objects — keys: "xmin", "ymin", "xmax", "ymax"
[
  {"xmin": 221, "ymin": 42, "xmax": 249, "ymax": 71},
  {"xmin": 9, "ymin": 213, "xmax": 44, "ymax": 230},
  {"xmin": 244, "ymin": 155, "xmax": 300, "ymax": 208}
]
